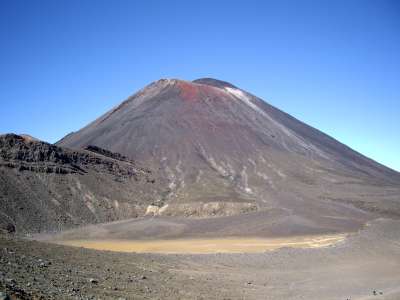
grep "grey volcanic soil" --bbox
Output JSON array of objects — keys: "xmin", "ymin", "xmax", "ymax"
[
  {"xmin": 42, "ymin": 209, "xmax": 370, "ymax": 242},
  {"xmin": 1, "ymin": 218, "xmax": 400, "ymax": 299}
]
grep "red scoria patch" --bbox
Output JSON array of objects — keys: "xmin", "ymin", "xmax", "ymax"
[{"xmin": 177, "ymin": 81, "xmax": 199, "ymax": 102}]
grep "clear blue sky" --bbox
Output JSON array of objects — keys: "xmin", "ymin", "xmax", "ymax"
[{"xmin": 1, "ymin": 0, "xmax": 399, "ymax": 171}]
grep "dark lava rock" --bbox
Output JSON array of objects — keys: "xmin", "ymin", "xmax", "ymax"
[{"xmin": 5, "ymin": 224, "xmax": 15, "ymax": 234}]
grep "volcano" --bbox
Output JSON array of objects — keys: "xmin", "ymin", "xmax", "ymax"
[
  {"xmin": 2, "ymin": 78, "xmax": 400, "ymax": 300},
  {"xmin": 53, "ymin": 78, "xmax": 400, "ymax": 235}
]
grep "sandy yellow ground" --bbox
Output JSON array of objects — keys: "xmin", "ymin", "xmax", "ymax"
[{"xmin": 54, "ymin": 234, "xmax": 346, "ymax": 254}]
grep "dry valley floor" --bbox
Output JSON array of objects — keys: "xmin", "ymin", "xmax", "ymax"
[{"xmin": 1, "ymin": 218, "xmax": 400, "ymax": 299}]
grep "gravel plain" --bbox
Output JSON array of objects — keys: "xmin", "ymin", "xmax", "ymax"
[{"xmin": 1, "ymin": 218, "xmax": 400, "ymax": 299}]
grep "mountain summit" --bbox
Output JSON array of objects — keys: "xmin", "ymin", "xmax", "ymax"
[{"xmin": 56, "ymin": 78, "xmax": 400, "ymax": 230}]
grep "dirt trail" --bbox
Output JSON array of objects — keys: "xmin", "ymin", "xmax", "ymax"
[{"xmin": 53, "ymin": 234, "xmax": 346, "ymax": 254}]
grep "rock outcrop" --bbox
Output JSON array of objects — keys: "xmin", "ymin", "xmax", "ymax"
[{"xmin": 0, "ymin": 134, "xmax": 165, "ymax": 233}]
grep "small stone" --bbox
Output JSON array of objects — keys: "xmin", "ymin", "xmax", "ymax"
[
  {"xmin": 6, "ymin": 223, "xmax": 15, "ymax": 234},
  {"xmin": 89, "ymin": 278, "xmax": 98, "ymax": 284},
  {"xmin": 5, "ymin": 278, "xmax": 16, "ymax": 285}
]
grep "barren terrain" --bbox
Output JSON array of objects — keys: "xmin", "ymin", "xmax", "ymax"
[
  {"xmin": 1, "ymin": 78, "xmax": 400, "ymax": 299},
  {"xmin": 1, "ymin": 218, "xmax": 400, "ymax": 299}
]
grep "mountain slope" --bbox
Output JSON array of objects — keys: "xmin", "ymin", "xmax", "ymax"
[
  {"xmin": 56, "ymin": 78, "xmax": 400, "ymax": 223},
  {"xmin": 0, "ymin": 134, "xmax": 165, "ymax": 233}
]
